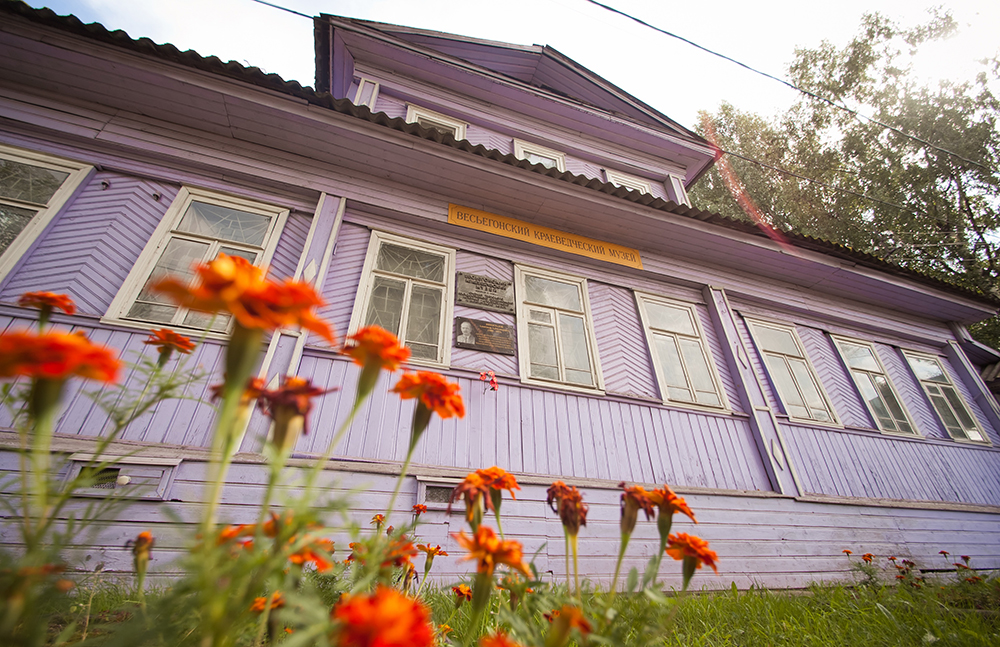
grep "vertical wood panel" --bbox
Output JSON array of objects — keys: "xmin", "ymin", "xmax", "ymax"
[{"xmin": 316, "ymin": 222, "xmax": 370, "ymax": 337}]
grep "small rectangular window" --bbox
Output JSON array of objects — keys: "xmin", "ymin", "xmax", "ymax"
[
  {"xmin": 515, "ymin": 265, "xmax": 601, "ymax": 390},
  {"xmin": 833, "ymin": 337, "xmax": 916, "ymax": 434},
  {"xmin": 349, "ymin": 231, "xmax": 456, "ymax": 366},
  {"xmin": 405, "ymin": 105, "xmax": 467, "ymax": 140},
  {"xmin": 666, "ymin": 175, "xmax": 691, "ymax": 207},
  {"xmin": 748, "ymin": 319, "xmax": 837, "ymax": 423},
  {"xmin": 106, "ymin": 187, "xmax": 288, "ymax": 333},
  {"xmin": 605, "ymin": 169, "xmax": 653, "ymax": 195},
  {"xmin": 904, "ymin": 351, "xmax": 987, "ymax": 442},
  {"xmin": 513, "ymin": 140, "xmax": 566, "ymax": 172},
  {"xmin": 354, "ymin": 77, "xmax": 380, "ymax": 109},
  {"xmin": 0, "ymin": 144, "xmax": 92, "ymax": 282},
  {"xmin": 637, "ymin": 293, "xmax": 726, "ymax": 409}
]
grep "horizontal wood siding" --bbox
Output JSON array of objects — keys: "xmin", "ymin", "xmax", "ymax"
[
  {"xmin": 782, "ymin": 423, "xmax": 1000, "ymax": 506},
  {"xmin": 291, "ymin": 350, "xmax": 769, "ymax": 491},
  {"xmin": 316, "ymin": 221, "xmax": 370, "ymax": 342},
  {"xmin": 451, "ymin": 251, "xmax": 517, "ymax": 376},
  {"xmin": 267, "ymin": 211, "xmax": 311, "ymax": 280},
  {"xmin": 0, "ymin": 172, "xmax": 177, "ymax": 315},
  {"xmin": 3, "ymin": 451, "xmax": 995, "ymax": 588},
  {"xmin": 372, "ymin": 92, "xmax": 405, "ymax": 120},
  {"xmin": 798, "ymin": 327, "xmax": 870, "ymax": 428},
  {"xmin": 589, "ymin": 281, "xmax": 657, "ymax": 399}
]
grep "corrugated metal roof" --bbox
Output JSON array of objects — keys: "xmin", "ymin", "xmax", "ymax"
[{"xmin": 1, "ymin": 0, "xmax": 994, "ymax": 307}]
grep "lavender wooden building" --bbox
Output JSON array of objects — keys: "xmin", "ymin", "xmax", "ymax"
[{"xmin": 2, "ymin": 2, "xmax": 1000, "ymax": 588}]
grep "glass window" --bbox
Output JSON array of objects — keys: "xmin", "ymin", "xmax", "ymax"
[
  {"xmin": 405, "ymin": 105, "xmax": 467, "ymax": 140},
  {"xmin": 350, "ymin": 232, "xmax": 455, "ymax": 366},
  {"xmin": 515, "ymin": 266, "xmax": 601, "ymax": 389},
  {"xmin": 833, "ymin": 337, "xmax": 916, "ymax": 434},
  {"xmin": 354, "ymin": 78, "xmax": 380, "ymax": 109},
  {"xmin": 637, "ymin": 293, "xmax": 725, "ymax": 408},
  {"xmin": 0, "ymin": 145, "xmax": 91, "ymax": 281},
  {"xmin": 904, "ymin": 352, "xmax": 987, "ymax": 442},
  {"xmin": 108, "ymin": 187, "xmax": 287, "ymax": 332},
  {"xmin": 513, "ymin": 140, "xmax": 566, "ymax": 173},
  {"xmin": 747, "ymin": 319, "xmax": 837, "ymax": 423},
  {"xmin": 605, "ymin": 169, "xmax": 653, "ymax": 195}
]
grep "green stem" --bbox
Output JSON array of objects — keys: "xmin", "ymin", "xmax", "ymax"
[
  {"xmin": 494, "ymin": 507, "xmax": 505, "ymax": 540},
  {"xmin": 571, "ymin": 533, "xmax": 580, "ymax": 600},
  {"xmin": 564, "ymin": 533, "xmax": 571, "ymax": 593},
  {"xmin": 303, "ymin": 395, "xmax": 365, "ymax": 495},
  {"xmin": 27, "ymin": 378, "xmax": 63, "ymax": 551},
  {"xmin": 610, "ymin": 533, "xmax": 631, "ymax": 597},
  {"xmin": 384, "ymin": 445, "xmax": 415, "ymax": 521}
]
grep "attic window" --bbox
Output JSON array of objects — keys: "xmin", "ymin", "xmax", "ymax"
[
  {"xmin": 354, "ymin": 77, "xmax": 380, "ymax": 109},
  {"xmin": 513, "ymin": 140, "xmax": 566, "ymax": 172},
  {"xmin": 604, "ymin": 169, "xmax": 653, "ymax": 195},
  {"xmin": 666, "ymin": 175, "xmax": 692, "ymax": 207},
  {"xmin": 405, "ymin": 105, "xmax": 467, "ymax": 140}
]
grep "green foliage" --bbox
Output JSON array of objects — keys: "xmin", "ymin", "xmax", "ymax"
[{"xmin": 690, "ymin": 11, "xmax": 1000, "ymax": 347}]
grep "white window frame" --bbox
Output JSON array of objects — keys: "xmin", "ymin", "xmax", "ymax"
[
  {"xmin": 513, "ymin": 139, "xmax": 566, "ymax": 172},
  {"xmin": 514, "ymin": 264, "xmax": 603, "ymax": 392},
  {"xmin": 747, "ymin": 318, "xmax": 839, "ymax": 425},
  {"xmin": 832, "ymin": 336, "xmax": 919, "ymax": 436},
  {"xmin": 636, "ymin": 292, "xmax": 728, "ymax": 410},
  {"xmin": 353, "ymin": 77, "xmax": 381, "ymax": 109},
  {"xmin": 665, "ymin": 175, "xmax": 691, "ymax": 207},
  {"xmin": 405, "ymin": 104, "xmax": 467, "ymax": 140},
  {"xmin": 347, "ymin": 230, "xmax": 456, "ymax": 368},
  {"xmin": 604, "ymin": 169, "xmax": 653, "ymax": 195},
  {"xmin": 0, "ymin": 144, "xmax": 93, "ymax": 283},
  {"xmin": 903, "ymin": 350, "xmax": 989, "ymax": 444},
  {"xmin": 105, "ymin": 186, "xmax": 289, "ymax": 334}
]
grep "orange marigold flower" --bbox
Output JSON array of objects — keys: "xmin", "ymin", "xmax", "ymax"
[
  {"xmin": 289, "ymin": 537, "xmax": 335, "ymax": 572},
  {"xmin": 452, "ymin": 584, "xmax": 472, "ymax": 604},
  {"xmin": 0, "ymin": 330, "xmax": 120, "ymax": 382},
  {"xmin": 648, "ymin": 485, "xmax": 697, "ymax": 523},
  {"xmin": 131, "ymin": 531, "xmax": 154, "ymax": 562},
  {"xmin": 618, "ymin": 482, "xmax": 655, "ymax": 536},
  {"xmin": 384, "ymin": 537, "xmax": 418, "ymax": 569},
  {"xmin": 842, "ymin": 549, "xmax": 852, "ymax": 555},
  {"xmin": 411, "ymin": 504, "xmax": 427, "ymax": 516},
  {"xmin": 18, "ymin": 291, "xmax": 76, "ymax": 315},
  {"xmin": 939, "ymin": 550, "xmax": 949, "ymax": 556},
  {"xmin": 54, "ymin": 578, "xmax": 75, "ymax": 593},
  {"xmin": 250, "ymin": 591, "xmax": 285, "ymax": 614},
  {"xmin": 331, "ymin": 586, "xmax": 434, "ymax": 647},
  {"xmin": 144, "ymin": 328, "xmax": 196, "ymax": 354},
  {"xmin": 548, "ymin": 605, "xmax": 591, "ymax": 647},
  {"xmin": 371, "ymin": 514, "xmax": 385, "ymax": 527},
  {"xmin": 449, "ymin": 472, "xmax": 492, "ymax": 524},
  {"xmin": 666, "ymin": 533, "xmax": 719, "ymax": 574},
  {"xmin": 543, "ymin": 609, "xmax": 560, "ymax": 622},
  {"xmin": 546, "ymin": 481, "xmax": 587, "ymax": 536},
  {"xmin": 861, "ymin": 553, "xmax": 875, "ymax": 563},
  {"xmin": 438, "ymin": 624, "xmax": 453, "ymax": 636},
  {"xmin": 480, "ymin": 631, "xmax": 523, "ymax": 647},
  {"xmin": 961, "ymin": 555, "xmax": 971, "ymax": 564},
  {"xmin": 343, "ymin": 326, "xmax": 411, "ymax": 371},
  {"xmin": 391, "ymin": 371, "xmax": 465, "ymax": 419},
  {"xmin": 217, "ymin": 523, "xmax": 255, "ymax": 544},
  {"xmin": 256, "ymin": 375, "xmax": 331, "ymax": 441},
  {"xmin": 153, "ymin": 254, "xmax": 334, "ymax": 342},
  {"xmin": 477, "ymin": 466, "xmax": 520, "ymax": 500},
  {"xmin": 416, "ymin": 544, "xmax": 448, "ymax": 558},
  {"xmin": 453, "ymin": 526, "xmax": 531, "ymax": 578},
  {"xmin": 210, "ymin": 376, "xmax": 267, "ymax": 406},
  {"xmin": 888, "ymin": 555, "xmax": 897, "ymax": 561}
]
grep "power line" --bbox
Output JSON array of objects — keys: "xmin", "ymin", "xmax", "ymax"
[
  {"xmin": 248, "ymin": 0, "xmax": 311, "ymax": 19},
  {"xmin": 583, "ymin": 0, "xmax": 989, "ymax": 171}
]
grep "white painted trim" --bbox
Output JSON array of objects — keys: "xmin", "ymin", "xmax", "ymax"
[
  {"xmin": 902, "ymin": 349, "xmax": 991, "ymax": 445},
  {"xmin": 514, "ymin": 263, "xmax": 604, "ymax": 393},
  {"xmin": 604, "ymin": 169, "xmax": 653, "ymax": 195},
  {"xmin": 634, "ymin": 291, "xmax": 729, "ymax": 411},
  {"xmin": 0, "ymin": 143, "xmax": 94, "ymax": 283},
  {"xmin": 830, "ymin": 334, "xmax": 921, "ymax": 437},
  {"xmin": 513, "ymin": 139, "xmax": 566, "ymax": 172},
  {"xmin": 67, "ymin": 453, "xmax": 183, "ymax": 466},
  {"xmin": 665, "ymin": 174, "xmax": 692, "ymax": 207},
  {"xmin": 104, "ymin": 186, "xmax": 290, "ymax": 333},
  {"xmin": 405, "ymin": 104, "xmax": 467, "ymax": 140},
  {"xmin": 744, "ymin": 317, "xmax": 841, "ymax": 426},
  {"xmin": 347, "ymin": 229, "xmax": 456, "ymax": 368},
  {"xmin": 353, "ymin": 77, "xmax": 381, "ymax": 109}
]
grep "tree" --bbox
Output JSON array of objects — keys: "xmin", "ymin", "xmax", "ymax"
[{"xmin": 690, "ymin": 12, "xmax": 1000, "ymax": 346}]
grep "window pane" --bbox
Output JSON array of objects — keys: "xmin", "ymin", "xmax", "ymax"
[
  {"xmin": 0, "ymin": 159, "xmax": 69, "ymax": 205},
  {"xmin": 177, "ymin": 201, "xmax": 271, "ymax": 246},
  {"xmin": 528, "ymin": 323, "xmax": 559, "ymax": 380},
  {"xmin": 415, "ymin": 117, "xmax": 458, "ymax": 137},
  {"xmin": 908, "ymin": 356, "xmax": 948, "ymax": 383},
  {"xmin": 405, "ymin": 285, "xmax": 442, "ymax": 348},
  {"xmin": 654, "ymin": 334, "xmax": 692, "ymax": 402},
  {"xmin": 855, "ymin": 371, "xmax": 895, "ymax": 430},
  {"xmin": 942, "ymin": 386, "xmax": 978, "ymax": 431},
  {"xmin": 840, "ymin": 342, "xmax": 880, "ymax": 371},
  {"xmin": 524, "ymin": 152, "xmax": 558, "ymax": 169},
  {"xmin": 524, "ymin": 275, "xmax": 581, "ymax": 311},
  {"xmin": 679, "ymin": 338, "xmax": 716, "ymax": 394},
  {"xmin": 126, "ymin": 301, "xmax": 177, "ymax": 323},
  {"xmin": 873, "ymin": 374, "xmax": 910, "ymax": 431},
  {"xmin": 789, "ymin": 358, "xmax": 831, "ymax": 421},
  {"xmin": 376, "ymin": 244, "xmax": 445, "ymax": 282},
  {"xmin": 528, "ymin": 309, "xmax": 552, "ymax": 324},
  {"xmin": 765, "ymin": 354, "xmax": 809, "ymax": 419},
  {"xmin": 645, "ymin": 302, "xmax": 696, "ymax": 335},
  {"xmin": 928, "ymin": 388, "xmax": 963, "ymax": 435},
  {"xmin": 559, "ymin": 314, "xmax": 593, "ymax": 385},
  {"xmin": 364, "ymin": 276, "xmax": 406, "ymax": 335},
  {"xmin": 755, "ymin": 325, "xmax": 801, "ymax": 356},
  {"xmin": 137, "ymin": 238, "xmax": 211, "ymax": 303},
  {"xmin": 0, "ymin": 203, "xmax": 37, "ymax": 255},
  {"xmin": 183, "ymin": 310, "xmax": 230, "ymax": 331},
  {"xmin": 219, "ymin": 246, "xmax": 257, "ymax": 263}
]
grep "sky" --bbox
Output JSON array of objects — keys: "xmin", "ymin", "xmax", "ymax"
[{"xmin": 28, "ymin": 0, "xmax": 1000, "ymax": 131}]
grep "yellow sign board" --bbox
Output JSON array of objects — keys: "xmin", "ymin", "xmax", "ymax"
[{"xmin": 448, "ymin": 204, "xmax": 642, "ymax": 269}]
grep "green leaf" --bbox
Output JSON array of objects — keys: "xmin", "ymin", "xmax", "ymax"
[{"xmin": 626, "ymin": 566, "xmax": 639, "ymax": 593}]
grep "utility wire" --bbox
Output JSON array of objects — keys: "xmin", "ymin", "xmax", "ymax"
[
  {"xmin": 583, "ymin": 0, "xmax": 989, "ymax": 171},
  {"xmin": 249, "ymin": 0, "xmax": 311, "ymax": 19}
]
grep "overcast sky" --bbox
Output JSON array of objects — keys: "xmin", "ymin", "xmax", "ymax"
[{"xmin": 29, "ymin": 0, "xmax": 1000, "ymax": 130}]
